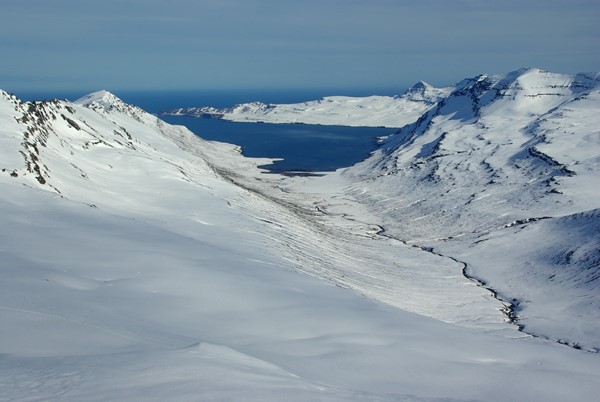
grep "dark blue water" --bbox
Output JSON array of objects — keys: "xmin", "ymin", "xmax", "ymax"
[
  {"xmin": 17, "ymin": 89, "xmax": 399, "ymax": 172},
  {"xmin": 161, "ymin": 116, "xmax": 392, "ymax": 172}
]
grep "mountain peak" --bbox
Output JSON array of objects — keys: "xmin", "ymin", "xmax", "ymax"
[
  {"xmin": 406, "ymin": 80, "xmax": 433, "ymax": 94},
  {"xmin": 399, "ymin": 80, "xmax": 451, "ymax": 105},
  {"xmin": 74, "ymin": 90, "xmax": 122, "ymax": 109},
  {"xmin": 73, "ymin": 90, "xmax": 147, "ymax": 122},
  {"xmin": 502, "ymin": 67, "xmax": 548, "ymax": 81}
]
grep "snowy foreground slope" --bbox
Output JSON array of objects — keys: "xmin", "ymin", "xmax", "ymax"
[{"xmin": 1, "ymin": 78, "xmax": 600, "ymax": 401}]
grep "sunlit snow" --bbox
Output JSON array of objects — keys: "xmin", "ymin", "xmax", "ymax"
[{"xmin": 1, "ymin": 68, "xmax": 599, "ymax": 401}]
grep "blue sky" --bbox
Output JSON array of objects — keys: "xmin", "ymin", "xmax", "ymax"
[{"xmin": 1, "ymin": 0, "xmax": 598, "ymax": 93}]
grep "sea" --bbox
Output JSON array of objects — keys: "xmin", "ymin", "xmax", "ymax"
[{"xmin": 18, "ymin": 89, "xmax": 400, "ymax": 172}]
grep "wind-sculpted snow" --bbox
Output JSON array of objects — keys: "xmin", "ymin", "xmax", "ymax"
[{"xmin": 2, "ymin": 70, "xmax": 600, "ymax": 401}]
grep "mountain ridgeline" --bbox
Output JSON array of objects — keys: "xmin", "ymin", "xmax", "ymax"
[{"xmin": 344, "ymin": 68, "xmax": 600, "ymax": 350}]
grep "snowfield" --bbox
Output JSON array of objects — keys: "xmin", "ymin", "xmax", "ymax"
[{"xmin": 1, "ymin": 68, "xmax": 600, "ymax": 401}]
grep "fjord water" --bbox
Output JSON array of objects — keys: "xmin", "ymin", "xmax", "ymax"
[
  {"xmin": 162, "ymin": 116, "xmax": 394, "ymax": 172},
  {"xmin": 20, "ymin": 89, "xmax": 398, "ymax": 172}
]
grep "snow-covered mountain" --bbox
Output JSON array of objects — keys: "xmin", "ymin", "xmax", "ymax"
[
  {"xmin": 2, "ymin": 69, "xmax": 600, "ymax": 402},
  {"xmin": 163, "ymin": 81, "xmax": 451, "ymax": 128},
  {"xmin": 340, "ymin": 68, "xmax": 600, "ymax": 350}
]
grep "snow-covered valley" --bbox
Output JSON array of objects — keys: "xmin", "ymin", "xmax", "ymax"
[{"xmin": 1, "ymin": 68, "xmax": 600, "ymax": 401}]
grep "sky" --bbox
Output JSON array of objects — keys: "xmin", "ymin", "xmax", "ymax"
[{"xmin": 1, "ymin": 0, "xmax": 599, "ymax": 93}]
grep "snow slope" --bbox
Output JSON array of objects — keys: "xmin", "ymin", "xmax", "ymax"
[
  {"xmin": 163, "ymin": 81, "xmax": 451, "ymax": 128},
  {"xmin": 2, "ymin": 82, "xmax": 600, "ymax": 401}
]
